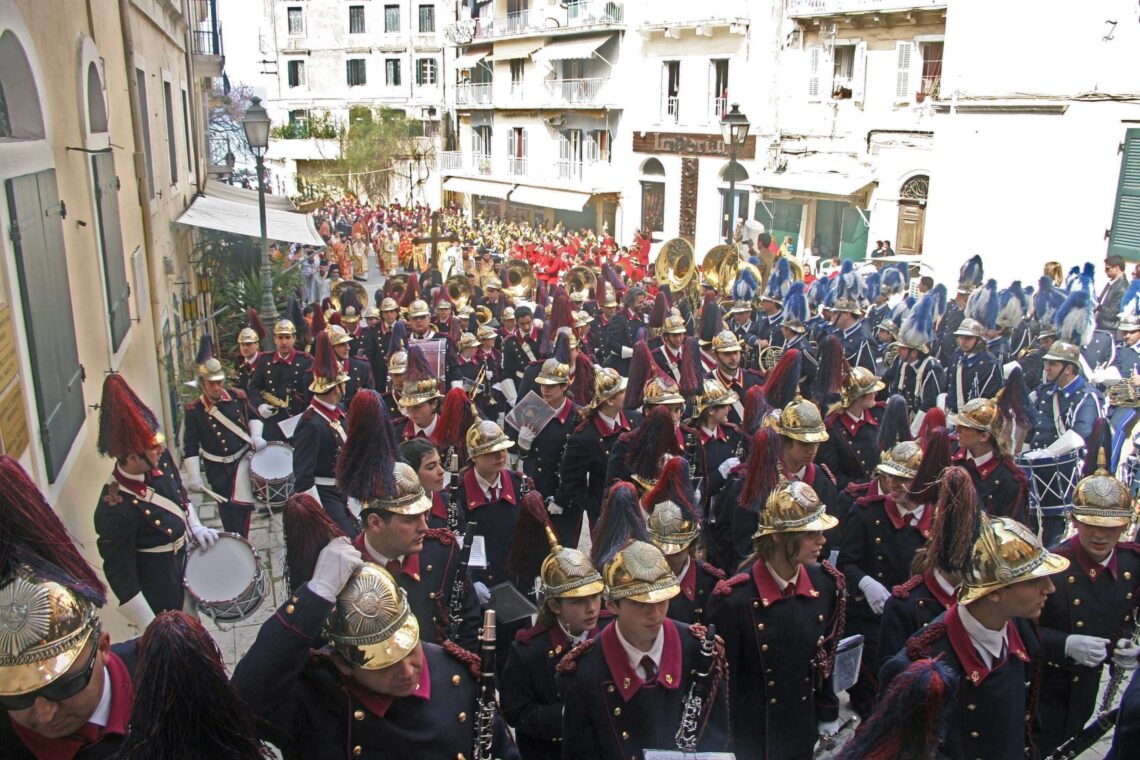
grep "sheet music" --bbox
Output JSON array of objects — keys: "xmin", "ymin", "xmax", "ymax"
[{"xmin": 468, "ymin": 535, "xmax": 487, "ymax": 569}]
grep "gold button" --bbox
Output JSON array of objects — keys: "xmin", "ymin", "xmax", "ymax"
[
  {"xmin": 458, "ymin": 712, "xmax": 467, "ymax": 722},
  {"xmin": 452, "ymin": 675, "xmax": 462, "ymax": 685},
  {"xmin": 607, "ymin": 685, "xmax": 616, "ymax": 693},
  {"xmin": 166, "ymin": 528, "xmax": 174, "ymax": 535},
  {"xmin": 154, "ymin": 519, "xmax": 162, "ymax": 526},
  {"xmin": 752, "ymin": 601, "xmax": 759, "ymax": 608},
  {"xmin": 426, "ymin": 564, "xmax": 433, "ymax": 572},
  {"xmin": 1067, "ymin": 576, "xmax": 1076, "ymax": 584},
  {"xmin": 1073, "ymin": 675, "xmax": 1080, "ymax": 682},
  {"xmin": 967, "ymin": 704, "xmax": 976, "ymax": 711},
  {"xmin": 970, "ymin": 731, "xmax": 979, "ymax": 739},
  {"xmin": 761, "ymin": 644, "xmax": 768, "ymax": 651},
  {"xmin": 874, "ymin": 537, "xmax": 882, "ymax": 544},
  {"xmin": 818, "ymin": 614, "xmax": 824, "ymax": 622},
  {"xmin": 144, "ymin": 509, "xmax": 152, "ymax": 516},
  {"xmin": 458, "ymin": 755, "xmax": 466, "ymax": 760},
  {"xmin": 768, "ymin": 680, "xmax": 775, "ymax": 686},
  {"xmin": 354, "ymin": 709, "xmax": 365, "ymax": 720},
  {"xmin": 1073, "ymin": 599, "xmax": 1081, "ymax": 606},
  {"xmin": 1076, "ymin": 621, "xmax": 1084, "ymax": 628},
  {"xmin": 757, "ymin": 623, "xmax": 765, "ymax": 630},
  {"xmin": 769, "ymin": 697, "xmax": 777, "ymax": 704},
  {"xmin": 1126, "ymin": 571, "xmax": 1133, "ymax": 580},
  {"xmin": 621, "ymin": 731, "xmax": 630, "ymax": 740},
  {"xmin": 286, "ymin": 604, "xmax": 295, "ymax": 614},
  {"xmin": 614, "ymin": 707, "xmax": 622, "ymax": 716},
  {"xmin": 353, "ymin": 748, "xmax": 362, "ymax": 757}
]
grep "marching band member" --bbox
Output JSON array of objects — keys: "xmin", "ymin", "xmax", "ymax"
[
  {"xmin": 328, "ymin": 323, "xmax": 374, "ymax": 407},
  {"xmin": 1022, "ymin": 277, "xmax": 1067, "ymax": 390},
  {"xmin": 559, "ymin": 485, "xmax": 731, "ymax": 759},
  {"xmin": 95, "ymin": 374, "xmax": 215, "ymax": 629},
  {"xmin": 708, "ymin": 329, "xmax": 763, "ymax": 425},
  {"xmin": 886, "ymin": 285, "xmax": 947, "ymax": 413},
  {"xmin": 234, "ymin": 308, "xmax": 267, "ymax": 393},
  {"xmin": 503, "ymin": 305, "xmax": 543, "ymax": 400},
  {"xmin": 248, "ymin": 318, "xmax": 313, "ymax": 442},
  {"xmin": 817, "ymin": 361, "xmax": 886, "ymax": 490},
  {"xmin": 292, "ymin": 330, "xmax": 358, "ymax": 537},
  {"xmin": 232, "ymin": 541, "xmax": 519, "ymax": 759},
  {"xmin": 945, "ymin": 286, "xmax": 1003, "ymax": 414},
  {"xmin": 950, "ymin": 395, "xmax": 1030, "ymax": 523},
  {"xmin": 360, "ymin": 296, "xmax": 401, "ymax": 392},
  {"xmin": 966, "ymin": 280, "xmax": 1007, "ymax": 363},
  {"xmin": 603, "ymin": 286, "xmax": 648, "ymax": 376},
  {"xmin": 396, "ymin": 345, "xmax": 445, "ymax": 441},
  {"xmin": 709, "ymin": 480, "xmax": 846, "ymax": 759},
  {"xmin": 829, "ymin": 260, "xmax": 878, "ymax": 372},
  {"xmin": 651, "ymin": 314, "xmax": 688, "ymax": 383},
  {"xmin": 935, "ymin": 254, "xmax": 983, "ymax": 365},
  {"xmin": 998, "ymin": 281, "xmax": 1031, "ymax": 359},
  {"xmin": 1029, "ymin": 337, "xmax": 1102, "ymax": 448},
  {"xmin": 182, "ymin": 337, "xmax": 261, "ymax": 537},
  {"xmin": 779, "ymin": 282, "xmax": 820, "ymax": 393},
  {"xmin": 681, "ymin": 378, "xmax": 743, "ymax": 513},
  {"xmin": 1113, "ymin": 279, "xmax": 1140, "ymax": 377},
  {"xmin": 605, "ymin": 383, "xmax": 684, "ymax": 488},
  {"xmin": 757, "ymin": 258, "xmax": 792, "ymax": 349},
  {"xmin": 1070, "ymin": 262, "xmax": 1119, "ymax": 370}
]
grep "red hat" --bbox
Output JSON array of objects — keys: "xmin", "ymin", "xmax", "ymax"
[{"xmin": 98, "ymin": 374, "xmax": 161, "ymax": 460}]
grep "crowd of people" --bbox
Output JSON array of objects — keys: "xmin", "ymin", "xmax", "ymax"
[{"xmin": 7, "ymin": 199, "xmax": 1140, "ymax": 760}]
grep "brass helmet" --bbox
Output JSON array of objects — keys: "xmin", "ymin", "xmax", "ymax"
[
  {"xmin": 458, "ymin": 332, "xmax": 480, "ymax": 351},
  {"xmin": 1071, "ymin": 466, "xmax": 1133, "ymax": 529},
  {"xmin": 643, "ymin": 375, "xmax": 685, "ymax": 407},
  {"xmin": 197, "ymin": 357, "xmax": 226, "ymax": 383},
  {"xmin": 325, "ymin": 563, "xmax": 420, "ymax": 670},
  {"xmin": 951, "ymin": 397, "xmax": 1001, "ymax": 438},
  {"xmin": 592, "ymin": 367, "xmax": 628, "ymax": 406},
  {"xmin": 536, "ymin": 358, "xmax": 571, "ymax": 385},
  {"xmin": 953, "ymin": 318, "xmax": 986, "ymax": 340},
  {"xmin": 379, "ymin": 297, "xmax": 400, "ymax": 312},
  {"xmin": 388, "ymin": 350, "xmax": 409, "ymax": 376},
  {"xmin": 647, "ymin": 499, "xmax": 700, "ymax": 556},
  {"xmin": 711, "ymin": 329, "xmax": 743, "ymax": 354},
  {"xmin": 775, "ymin": 396, "xmax": 830, "ymax": 443},
  {"xmin": 662, "ymin": 314, "xmax": 686, "ymax": 334},
  {"xmin": 342, "ymin": 306, "xmax": 362, "ymax": 326},
  {"xmin": 407, "ymin": 299, "xmax": 431, "ymax": 319},
  {"xmin": 541, "ymin": 527, "xmax": 605, "ymax": 599},
  {"xmin": 695, "ymin": 377, "xmax": 739, "ymax": 416},
  {"xmin": 466, "ymin": 420, "xmax": 514, "ymax": 458},
  {"xmin": 876, "ymin": 440, "xmax": 923, "ymax": 480},
  {"xmin": 572, "ymin": 310, "xmax": 594, "ymax": 328},
  {"xmin": 501, "ymin": 307, "xmax": 517, "ymax": 322},
  {"xmin": 327, "ymin": 324, "xmax": 353, "ymax": 346},
  {"xmin": 1041, "ymin": 340, "xmax": 1083, "ymax": 366},
  {"xmin": 601, "ymin": 540, "xmax": 680, "ymax": 603},
  {"xmin": 399, "ymin": 376, "xmax": 442, "ymax": 408},
  {"xmin": 364, "ymin": 462, "xmax": 432, "ymax": 516},
  {"xmin": 728, "ymin": 300, "xmax": 752, "ymax": 315},
  {"xmin": 753, "ymin": 481, "xmax": 838, "ymax": 539},
  {"xmin": 0, "ymin": 568, "xmax": 101, "ymax": 698},
  {"xmin": 840, "ymin": 366, "xmax": 886, "ymax": 408},
  {"xmin": 958, "ymin": 516, "xmax": 1069, "ymax": 605},
  {"xmin": 476, "ymin": 324, "xmax": 498, "ymax": 342},
  {"xmin": 363, "ymin": 306, "xmax": 382, "ymax": 321},
  {"xmin": 569, "ymin": 289, "xmax": 589, "ymax": 304},
  {"xmin": 556, "ymin": 325, "xmax": 580, "ymax": 350},
  {"xmin": 273, "ymin": 319, "xmax": 297, "ymax": 336},
  {"xmin": 601, "ymin": 285, "xmax": 618, "ymax": 309},
  {"xmin": 237, "ymin": 327, "xmax": 260, "ymax": 344}
]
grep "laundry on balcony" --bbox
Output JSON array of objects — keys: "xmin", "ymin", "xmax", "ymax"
[
  {"xmin": 442, "ymin": 177, "xmax": 516, "ymax": 199},
  {"xmin": 486, "ymin": 38, "xmax": 544, "ymax": 61},
  {"xmin": 175, "ymin": 180, "xmax": 325, "ymax": 246}
]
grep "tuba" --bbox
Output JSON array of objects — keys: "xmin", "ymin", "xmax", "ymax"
[
  {"xmin": 565, "ymin": 265, "xmax": 598, "ymax": 300},
  {"xmin": 504, "ymin": 260, "xmax": 536, "ymax": 301},
  {"xmin": 385, "ymin": 273, "xmax": 410, "ymax": 300},
  {"xmin": 330, "ymin": 279, "xmax": 368, "ymax": 312},
  {"xmin": 701, "ymin": 244, "xmax": 735, "ymax": 292},
  {"xmin": 657, "ymin": 238, "xmax": 696, "ymax": 292},
  {"xmin": 445, "ymin": 275, "xmax": 473, "ymax": 312}
]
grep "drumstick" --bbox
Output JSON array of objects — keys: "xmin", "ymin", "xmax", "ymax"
[{"xmin": 197, "ymin": 484, "xmax": 228, "ymax": 504}]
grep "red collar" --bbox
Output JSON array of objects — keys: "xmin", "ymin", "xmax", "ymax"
[
  {"xmin": 836, "ymin": 409, "xmax": 878, "ymax": 437},
  {"xmin": 788, "ymin": 463, "xmax": 817, "ymax": 487},
  {"xmin": 463, "ymin": 469, "xmax": 516, "ymax": 510},
  {"xmin": 200, "ymin": 389, "xmax": 233, "ymax": 409},
  {"xmin": 272, "ymin": 349, "xmax": 298, "ymax": 366},
  {"xmin": 339, "ymin": 651, "xmax": 431, "ymax": 718},
  {"xmin": 1068, "ymin": 536, "xmax": 1118, "ymax": 582},
  {"xmin": 352, "ymin": 533, "xmax": 422, "ymax": 581},
  {"xmin": 600, "ymin": 621, "xmax": 683, "ymax": 701},
  {"xmin": 310, "ymin": 400, "xmax": 345, "ymax": 422},
  {"xmin": 517, "ymin": 328, "xmax": 538, "ymax": 342},
  {"xmin": 951, "ymin": 449, "xmax": 1002, "ymax": 480},
  {"xmin": 751, "ymin": 560, "xmax": 819, "ymax": 607},
  {"xmin": 696, "ymin": 425, "xmax": 728, "ymax": 444},
  {"xmin": 430, "ymin": 492, "xmax": 449, "ymax": 522},
  {"xmin": 241, "ymin": 355, "xmax": 260, "ymax": 369},
  {"xmin": 679, "ymin": 558, "xmax": 697, "ymax": 601},
  {"xmin": 113, "ymin": 468, "xmax": 149, "ymax": 499},
  {"xmin": 12, "ymin": 652, "xmax": 134, "ymax": 760},
  {"xmin": 944, "ymin": 605, "xmax": 1029, "ymax": 686},
  {"xmin": 884, "ymin": 496, "xmax": 934, "ymax": 536},
  {"xmin": 922, "ymin": 570, "xmax": 959, "ymax": 610},
  {"xmin": 593, "ymin": 412, "xmax": 630, "ymax": 437},
  {"xmin": 547, "ymin": 621, "xmax": 602, "ymax": 655},
  {"xmin": 716, "ymin": 368, "xmax": 742, "ymax": 388},
  {"xmin": 553, "ymin": 398, "xmax": 574, "ymax": 424}
]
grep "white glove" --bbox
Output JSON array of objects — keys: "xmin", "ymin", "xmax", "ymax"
[
  {"xmin": 118, "ymin": 593, "xmax": 156, "ymax": 630},
  {"xmin": 473, "ymin": 581, "xmax": 492, "ymax": 605},
  {"xmin": 718, "ymin": 457, "xmax": 741, "ymax": 478},
  {"xmin": 257, "ymin": 403, "xmax": 275, "ymax": 419},
  {"xmin": 307, "ymin": 537, "xmax": 364, "ymax": 602},
  {"xmin": 547, "ymin": 500, "xmax": 564, "ymax": 516},
  {"xmin": 183, "ymin": 456, "xmax": 204, "ymax": 493},
  {"xmin": 693, "ymin": 488, "xmax": 702, "ymax": 504},
  {"xmin": 251, "ymin": 435, "xmax": 267, "ymax": 452},
  {"xmin": 1114, "ymin": 638, "xmax": 1140, "ymax": 670},
  {"xmin": 517, "ymin": 425, "xmax": 537, "ymax": 451},
  {"xmin": 1065, "ymin": 635, "xmax": 1110, "ymax": 667},
  {"xmin": 620, "ymin": 345, "xmax": 634, "ymax": 359},
  {"xmin": 818, "ymin": 719, "xmax": 841, "ymax": 736},
  {"xmin": 191, "ymin": 524, "xmax": 219, "ymax": 551},
  {"xmin": 859, "ymin": 576, "xmax": 891, "ymax": 615}
]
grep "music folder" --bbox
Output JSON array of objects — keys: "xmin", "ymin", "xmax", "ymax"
[{"xmin": 488, "ymin": 582, "xmax": 537, "ymax": 624}]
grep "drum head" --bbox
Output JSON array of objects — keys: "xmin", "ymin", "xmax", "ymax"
[
  {"xmin": 251, "ymin": 442, "xmax": 293, "ymax": 478},
  {"xmin": 185, "ymin": 534, "xmax": 259, "ymax": 603}
]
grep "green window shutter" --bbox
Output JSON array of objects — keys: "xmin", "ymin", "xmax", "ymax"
[
  {"xmin": 840, "ymin": 205, "xmax": 871, "ymax": 260},
  {"xmin": 92, "ymin": 153, "xmax": 131, "ymax": 351},
  {"xmin": 1109, "ymin": 128, "xmax": 1140, "ymax": 261},
  {"xmin": 5, "ymin": 170, "xmax": 87, "ymax": 481}
]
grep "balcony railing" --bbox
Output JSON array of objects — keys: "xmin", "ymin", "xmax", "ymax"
[
  {"xmin": 547, "ymin": 78, "xmax": 606, "ymax": 105},
  {"xmin": 469, "ymin": 1, "xmax": 624, "ymax": 40},
  {"xmin": 557, "ymin": 160, "xmax": 584, "ymax": 182},
  {"xmin": 439, "ymin": 151, "xmax": 465, "ymax": 171},
  {"xmin": 565, "ymin": 0, "xmax": 625, "ymax": 27},
  {"xmin": 508, "ymin": 157, "xmax": 528, "ymax": 176},
  {"xmin": 712, "ymin": 96, "xmax": 728, "ymax": 119},
  {"xmin": 662, "ymin": 96, "xmax": 680, "ymax": 124},
  {"xmin": 191, "ymin": 0, "xmax": 223, "ymax": 56},
  {"xmin": 441, "ymin": 152, "xmax": 614, "ymax": 187},
  {"xmin": 473, "ymin": 152, "xmax": 493, "ymax": 175},
  {"xmin": 455, "ymin": 82, "xmax": 493, "ymax": 106},
  {"xmin": 785, "ymin": 0, "xmax": 947, "ymax": 17}
]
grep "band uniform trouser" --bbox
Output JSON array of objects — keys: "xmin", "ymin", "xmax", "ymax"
[
  {"xmin": 138, "ymin": 546, "xmax": 187, "ymax": 616},
  {"xmin": 202, "ymin": 457, "xmax": 254, "ymax": 537}
]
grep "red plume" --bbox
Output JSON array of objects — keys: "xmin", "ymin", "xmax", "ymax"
[
  {"xmin": 433, "ymin": 388, "xmax": 477, "ymax": 453},
  {"xmin": 743, "ymin": 385, "xmax": 774, "ymax": 439},
  {"xmin": 642, "ymin": 455, "xmax": 701, "ymax": 522},
  {"xmin": 648, "ymin": 292, "xmax": 668, "ymax": 330},
  {"xmin": 336, "ymin": 390, "xmax": 398, "ymax": 501},
  {"xmin": 508, "ymin": 489, "xmax": 552, "ymax": 581},
  {"xmin": 622, "ymin": 406, "xmax": 684, "ymax": 482},
  {"xmin": 98, "ymin": 374, "xmax": 159, "ymax": 459},
  {"xmin": 623, "ymin": 339, "xmax": 657, "ymax": 410},
  {"xmin": 449, "ymin": 315, "xmax": 463, "ymax": 345},
  {"xmin": 246, "ymin": 308, "xmax": 267, "ymax": 340},
  {"xmin": 310, "ymin": 301, "xmax": 327, "ymax": 335},
  {"xmin": 739, "ymin": 428, "xmax": 782, "ymax": 511},
  {"xmin": 404, "ymin": 344, "xmax": 435, "ymax": 386},
  {"xmin": 283, "ymin": 494, "xmax": 346, "ymax": 594},
  {"xmin": 908, "ymin": 427, "xmax": 951, "ymax": 505},
  {"xmin": 762, "ymin": 347, "xmax": 803, "ymax": 410},
  {"xmin": 329, "ymin": 312, "xmax": 343, "ymax": 327},
  {"xmin": 571, "ymin": 353, "xmax": 596, "ymax": 406},
  {"xmin": 310, "ymin": 330, "xmax": 340, "ymax": 387},
  {"xmin": 918, "ymin": 408, "xmax": 946, "ymax": 444},
  {"xmin": 679, "ymin": 336, "xmax": 701, "ymax": 397},
  {"xmin": 812, "ymin": 334, "xmax": 845, "ymax": 408},
  {"xmin": 549, "ymin": 292, "xmax": 574, "ymax": 334},
  {"xmin": 399, "ymin": 273, "xmax": 421, "ymax": 308}
]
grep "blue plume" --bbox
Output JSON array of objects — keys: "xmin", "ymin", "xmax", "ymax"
[
  {"xmin": 881, "ymin": 266, "xmax": 905, "ymax": 295},
  {"xmin": 1034, "ymin": 276, "xmax": 1059, "ymax": 322},
  {"xmin": 889, "ymin": 296, "xmax": 915, "ymax": 326},
  {"xmin": 1078, "ymin": 262, "xmax": 1096, "ymax": 295},
  {"xmin": 807, "ymin": 276, "xmax": 830, "ymax": 307},
  {"xmin": 864, "ymin": 272, "xmax": 881, "ymax": 299},
  {"xmin": 930, "ymin": 283, "xmax": 948, "ymax": 321},
  {"xmin": 996, "ymin": 282, "xmax": 1026, "ymax": 329},
  {"xmin": 899, "ymin": 289, "xmax": 937, "ymax": 350},
  {"xmin": 966, "ymin": 279, "xmax": 999, "ymax": 330},
  {"xmin": 958, "ymin": 255, "xmax": 983, "ymax": 291},
  {"xmin": 783, "ymin": 282, "xmax": 809, "ymax": 327},
  {"xmin": 765, "ymin": 257, "xmax": 792, "ymax": 300},
  {"xmin": 1055, "ymin": 289, "xmax": 1093, "ymax": 346},
  {"xmin": 1121, "ymin": 278, "xmax": 1140, "ymax": 318},
  {"xmin": 732, "ymin": 267, "xmax": 759, "ymax": 302},
  {"xmin": 836, "ymin": 259, "xmax": 865, "ymax": 303},
  {"xmin": 1064, "ymin": 265, "xmax": 1082, "ymax": 292}
]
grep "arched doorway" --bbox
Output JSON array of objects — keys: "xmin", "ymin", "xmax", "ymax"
[
  {"xmin": 639, "ymin": 158, "xmax": 665, "ymax": 240},
  {"xmin": 896, "ymin": 174, "xmax": 928, "ymax": 254}
]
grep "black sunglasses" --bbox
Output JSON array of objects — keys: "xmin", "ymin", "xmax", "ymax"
[{"xmin": 0, "ymin": 632, "xmax": 100, "ymax": 711}]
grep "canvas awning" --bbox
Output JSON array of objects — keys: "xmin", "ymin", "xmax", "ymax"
[
  {"xmin": 532, "ymin": 34, "xmax": 611, "ymax": 62},
  {"xmin": 750, "ymin": 170, "xmax": 876, "ymax": 198},
  {"xmin": 510, "ymin": 185, "xmax": 593, "ymax": 212},
  {"xmin": 453, "ymin": 47, "xmax": 492, "ymax": 69},
  {"xmin": 486, "ymin": 38, "xmax": 543, "ymax": 61},
  {"xmin": 442, "ymin": 177, "xmax": 515, "ymax": 200},
  {"xmin": 175, "ymin": 181, "xmax": 324, "ymax": 246}
]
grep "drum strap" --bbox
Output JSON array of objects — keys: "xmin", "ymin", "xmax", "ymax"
[
  {"xmin": 521, "ymin": 341, "xmax": 536, "ymax": 363},
  {"xmin": 313, "ymin": 406, "xmax": 347, "ymax": 443},
  {"xmin": 956, "ymin": 364, "xmax": 966, "ymax": 412},
  {"xmin": 207, "ymin": 405, "xmax": 252, "ymax": 445},
  {"xmin": 140, "ymin": 487, "xmax": 188, "ymax": 527},
  {"xmin": 200, "ymin": 446, "xmax": 249, "ymax": 465},
  {"xmin": 1052, "ymin": 393, "xmax": 1068, "ymax": 436}
]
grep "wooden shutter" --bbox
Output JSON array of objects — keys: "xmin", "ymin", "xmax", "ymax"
[
  {"xmin": 5, "ymin": 170, "xmax": 86, "ymax": 481},
  {"xmin": 852, "ymin": 41, "xmax": 867, "ymax": 106},
  {"xmin": 895, "ymin": 41, "xmax": 914, "ymax": 102},
  {"xmin": 1109, "ymin": 128, "xmax": 1140, "ymax": 260},
  {"xmin": 92, "ymin": 152, "xmax": 131, "ymax": 351},
  {"xmin": 807, "ymin": 46, "xmax": 821, "ymax": 101}
]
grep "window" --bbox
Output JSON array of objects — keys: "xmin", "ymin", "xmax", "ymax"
[
  {"xmin": 1108, "ymin": 128, "xmax": 1140, "ymax": 260},
  {"xmin": 508, "ymin": 127, "xmax": 526, "ymax": 175},
  {"xmin": 587, "ymin": 130, "xmax": 611, "ymax": 163},
  {"xmin": 287, "ymin": 6, "xmax": 304, "ymax": 35},
  {"xmin": 419, "ymin": 4, "xmax": 435, "ymax": 33},
  {"xmin": 0, "ymin": 78, "xmax": 10, "ymax": 137},
  {"xmin": 385, "ymin": 59, "xmax": 402, "ymax": 86},
  {"xmin": 349, "ymin": 106, "xmax": 372, "ymax": 125},
  {"xmin": 661, "ymin": 61, "xmax": 680, "ymax": 122},
  {"xmin": 135, "ymin": 69, "xmax": 154, "ymax": 197},
  {"xmin": 510, "ymin": 59, "xmax": 524, "ymax": 93},
  {"xmin": 347, "ymin": 58, "xmax": 367, "ymax": 87},
  {"xmin": 416, "ymin": 58, "xmax": 437, "ymax": 86},
  {"xmin": 288, "ymin": 109, "xmax": 309, "ymax": 127},
  {"xmin": 181, "ymin": 89, "xmax": 193, "ymax": 175},
  {"xmin": 86, "ymin": 63, "xmax": 108, "ymax": 133},
  {"xmin": 710, "ymin": 59, "xmax": 729, "ymax": 118},
  {"xmin": 91, "ymin": 152, "xmax": 132, "ymax": 352},
  {"xmin": 472, "ymin": 125, "xmax": 492, "ymax": 174},
  {"xmin": 641, "ymin": 181, "xmax": 664, "ymax": 233},
  {"xmin": 163, "ymin": 81, "xmax": 177, "ymax": 184},
  {"xmin": 385, "ymin": 4, "xmax": 400, "ymax": 32},
  {"xmin": 895, "ymin": 41, "xmax": 913, "ymax": 101},
  {"xmin": 832, "ymin": 44, "xmax": 855, "ymax": 99},
  {"xmin": 919, "ymin": 41, "xmax": 943, "ymax": 98},
  {"xmin": 288, "ymin": 59, "xmax": 306, "ymax": 87},
  {"xmin": 349, "ymin": 5, "xmax": 365, "ymax": 34}
]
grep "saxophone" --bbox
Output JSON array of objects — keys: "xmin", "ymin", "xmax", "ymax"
[
  {"xmin": 675, "ymin": 624, "xmax": 717, "ymax": 753},
  {"xmin": 472, "ymin": 609, "xmax": 497, "ymax": 760}
]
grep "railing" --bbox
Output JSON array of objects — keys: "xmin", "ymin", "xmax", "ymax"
[
  {"xmin": 565, "ymin": 0, "xmax": 625, "ymax": 27},
  {"xmin": 557, "ymin": 160, "xmax": 584, "ymax": 181},
  {"xmin": 474, "ymin": 152, "xmax": 493, "ymax": 175},
  {"xmin": 508, "ymin": 157, "xmax": 528, "ymax": 176},
  {"xmin": 455, "ymin": 82, "xmax": 493, "ymax": 106},
  {"xmin": 470, "ymin": 1, "xmax": 624, "ymax": 39},
  {"xmin": 712, "ymin": 96, "xmax": 728, "ymax": 119},
  {"xmin": 441, "ymin": 152, "xmax": 616, "ymax": 187},
  {"xmin": 662, "ymin": 96, "xmax": 680, "ymax": 124},
  {"xmin": 439, "ymin": 151, "xmax": 465, "ymax": 171},
  {"xmin": 547, "ymin": 77, "xmax": 606, "ymax": 105},
  {"xmin": 192, "ymin": 26, "xmax": 223, "ymax": 56},
  {"xmin": 785, "ymin": 0, "xmax": 947, "ymax": 16}
]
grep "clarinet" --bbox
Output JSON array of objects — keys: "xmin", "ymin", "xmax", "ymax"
[
  {"xmin": 1098, "ymin": 613, "xmax": 1140, "ymax": 715},
  {"xmin": 675, "ymin": 624, "xmax": 717, "ymax": 753},
  {"xmin": 472, "ymin": 609, "xmax": 497, "ymax": 760},
  {"xmin": 447, "ymin": 521, "xmax": 477, "ymax": 643},
  {"xmin": 445, "ymin": 444, "xmax": 462, "ymax": 535}
]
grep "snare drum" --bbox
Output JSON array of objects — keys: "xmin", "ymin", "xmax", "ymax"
[
  {"xmin": 183, "ymin": 533, "xmax": 267, "ymax": 622},
  {"xmin": 249, "ymin": 441, "xmax": 295, "ymax": 507},
  {"xmin": 1015, "ymin": 449, "xmax": 1083, "ymax": 545}
]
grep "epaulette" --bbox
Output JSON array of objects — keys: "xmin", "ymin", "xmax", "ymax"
[
  {"xmin": 442, "ymin": 639, "xmax": 481, "ymax": 678},
  {"xmin": 101, "ymin": 479, "xmax": 123, "ymax": 506},
  {"xmin": 892, "ymin": 574, "xmax": 925, "ymax": 599},
  {"xmin": 230, "ymin": 388, "xmax": 247, "ymax": 399},
  {"xmin": 699, "ymin": 561, "xmax": 727, "ymax": 581},
  {"xmin": 184, "ymin": 399, "xmax": 200, "ymax": 411},
  {"xmin": 425, "ymin": 526, "xmax": 459, "ymax": 547},
  {"xmin": 905, "ymin": 621, "xmax": 947, "ymax": 661},
  {"xmin": 713, "ymin": 572, "xmax": 750, "ymax": 597},
  {"xmin": 817, "ymin": 462, "xmax": 837, "ymax": 485},
  {"xmin": 1115, "ymin": 541, "xmax": 1140, "ymax": 557},
  {"xmin": 515, "ymin": 623, "xmax": 552, "ymax": 645},
  {"xmin": 555, "ymin": 638, "xmax": 596, "ymax": 675},
  {"xmin": 843, "ymin": 479, "xmax": 871, "ymax": 498}
]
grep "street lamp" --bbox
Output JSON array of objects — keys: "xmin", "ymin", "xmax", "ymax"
[
  {"xmin": 720, "ymin": 103, "xmax": 750, "ymax": 244},
  {"xmin": 242, "ymin": 96, "xmax": 278, "ymax": 331}
]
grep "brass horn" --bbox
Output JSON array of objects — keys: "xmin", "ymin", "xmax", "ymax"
[
  {"xmin": 385, "ymin": 273, "xmax": 410, "ymax": 299},
  {"xmin": 445, "ymin": 275, "xmax": 473, "ymax": 312},
  {"xmin": 701, "ymin": 244, "xmax": 735, "ymax": 292},
  {"xmin": 656, "ymin": 238, "xmax": 696, "ymax": 292},
  {"xmin": 504, "ymin": 260, "xmax": 536, "ymax": 300},
  {"xmin": 565, "ymin": 266, "xmax": 598, "ymax": 299},
  {"xmin": 330, "ymin": 279, "xmax": 368, "ymax": 313}
]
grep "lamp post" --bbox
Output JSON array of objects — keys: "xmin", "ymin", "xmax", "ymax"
[
  {"xmin": 720, "ymin": 103, "xmax": 751, "ymax": 244},
  {"xmin": 242, "ymin": 96, "xmax": 277, "ymax": 331}
]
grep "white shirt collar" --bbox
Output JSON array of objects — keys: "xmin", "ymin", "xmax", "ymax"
[
  {"xmin": 844, "ymin": 410, "xmax": 863, "ymax": 424},
  {"xmin": 558, "ymin": 619, "xmax": 590, "ymax": 647},
  {"xmin": 598, "ymin": 410, "xmax": 619, "ymax": 429},
  {"xmin": 676, "ymin": 555, "xmax": 691, "ymax": 584},
  {"xmin": 932, "ymin": 569, "xmax": 957, "ymax": 598},
  {"xmin": 89, "ymin": 667, "xmax": 113, "ymax": 727},
  {"xmin": 474, "ymin": 469, "xmax": 502, "ymax": 500},
  {"xmin": 969, "ymin": 449, "xmax": 994, "ymax": 468},
  {"xmin": 899, "ymin": 504, "xmax": 926, "ymax": 522},
  {"xmin": 792, "ymin": 465, "xmax": 807, "ymax": 480},
  {"xmin": 415, "ymin": 415, "xmax": 439, "ymax": 437},
  {"xmin": 312, "ymin": 397, "xmax": 340, "ymax": 415},
  {"xmin": 115, "ymin": 465, "xmax": 145, "ymax": 483},
  {"xmin": 700, "ymin": 425, "xmax": 719, "ymax": 439},
  {"xmin": 957, "ymin": 604, "xmax": 1008, "ymax": 669},
  {"xmin": 614, "ymin": 619, "xmax": 666, "ymax": 680},
  {"xmin": 361, "ymin": 536, "xmax": 402, "ymax": 567},
  {"xmin": 764, "ymin": 561, "xmax": 797, "ymax": 591},
  {"xmin": 1100, "ymin": 549, "xmax": 1115, "ymax": 568}
]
